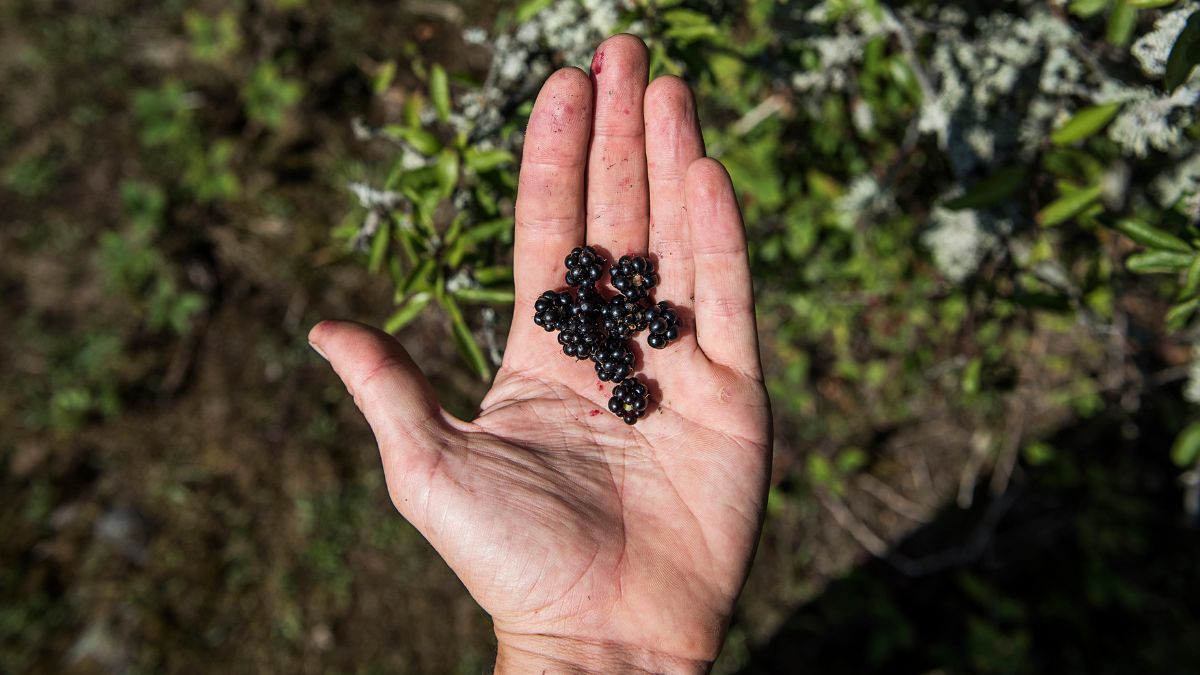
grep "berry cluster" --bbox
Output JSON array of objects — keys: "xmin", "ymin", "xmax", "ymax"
[{"xmin": 532, "ymin": 246, "xmax": 681, "ymax": 424}]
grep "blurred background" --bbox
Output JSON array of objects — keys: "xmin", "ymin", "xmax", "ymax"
[{"xmin": 4, "ymin": 0, "xmax": 1200, "ymax": 672}]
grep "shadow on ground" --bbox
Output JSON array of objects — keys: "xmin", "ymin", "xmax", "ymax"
[{"xmin": 738, "ymin": 408, "xmax": 1200, "ymax": 675}]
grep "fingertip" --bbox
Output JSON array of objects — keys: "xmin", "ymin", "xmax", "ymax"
[
  {"xmin": 645, "ymin": 75, "xmax": 695, "ymax": 116},
  {"xmin": 308, "ymin": 318, "xmax": 335, "ymax": 342},
  {"xmin": 592, "ymin": 33, "xmax": 648, "ymax": 79},
  {"xmin": 308, "ymin": 319, "xmax": 342, "ymax": 360},
  {"xmin": 542, "ymin": 66, "xmax": 592, "ymax": 96},
  {"xmin": 685, "ymin": 157, "xmax": 734, "ymax": 198},
  {"xmin": 527, "ymin": 68, "xmax": 594, "ymax": 139}
]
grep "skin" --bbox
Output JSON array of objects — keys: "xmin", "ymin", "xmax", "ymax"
[{"xmin": 309, "ymin": 35, "xmax": 771, "ymax": 674}]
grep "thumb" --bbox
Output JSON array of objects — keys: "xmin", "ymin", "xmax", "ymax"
[{"xmin": 308, "ymin": 320, "xmax": 449, "ymax": 512}]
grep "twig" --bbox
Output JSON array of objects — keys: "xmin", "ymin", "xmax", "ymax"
[
  {"xmin": 729, "ymin": 94, "xmax": 789, "ymax": 138},
  {"xmin": 912, "ymin": 446, "xmax": 938, "ymax": 506},
  {"xmin": 957, "ymin": 431, "xmax": 992, "ymax": 509},
  {"xmin": 989, "ymin": 336, "xmax": 1046, "ymax": 497},
  {"xmin": 857, "ymin": 473, "xmax": 932, "ymax": 522},
  {"xmin": 816, "ymin": 489, "xmax": 890, "ymax": 557},
  {"xmin": 818, "ymin": 485, "xmax": 1022, "ymax": 578},
  {"xmin": 881, "ymin": 8, "xmax": 937, "ymax": 109}
]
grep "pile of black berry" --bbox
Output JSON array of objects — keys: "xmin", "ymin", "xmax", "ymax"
[{"xmin": 533, "ymin": 246, "xmax": 680, "ymax": 425}]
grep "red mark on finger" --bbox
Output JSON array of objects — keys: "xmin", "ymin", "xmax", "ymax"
[
  {"xmin": 589, "ymin": 409, "xmax": 602, "ymax": 416},
  {"xmin": 591, "ymin": 49, "xmax": 605, "ymax": 75}
]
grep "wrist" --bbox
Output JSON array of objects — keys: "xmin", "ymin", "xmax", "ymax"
[{"xmin": 494, "ymin": 632, "xmax": 711, "ymax": 675}]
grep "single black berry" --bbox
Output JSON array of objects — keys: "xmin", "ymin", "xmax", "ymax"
[
  {"xmin": 557, "ymin": 314, "xmax": 604, "ymax": 360},
  {"xmin": 592, "ymin": 337, "xmax": 636, "ymax": 383},
  {"xmin": 610, "ymin": 255, "xmax": 657, "ymax": 301},
  {"xmin": 642, "ymin": 301, "xmax": 680, "ymax": 349},
  {"xmin": 533, "ymin": 290, "xmax": 573, "ymax": 332},
  {"xmin": 572, "ymin": 286, "xmax": 605, "ymax": 320},
  {"xmin": 608, "ymin": 377, "xmax": 649, "ymax": 425},
  {"xmin": 564, "ymin": 246, "xmax": 605, "ymax": 288},
  {"xmin": 602, "ymin": 295, "xmax": 648, "ymax": 340}
]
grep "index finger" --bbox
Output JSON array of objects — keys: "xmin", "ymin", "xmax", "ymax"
[{"xmin": 507, "ymin": 68, "xmax": 594, "ymax": 360}]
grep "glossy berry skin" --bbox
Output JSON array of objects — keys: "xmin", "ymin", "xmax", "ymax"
[
  {"xmin": 602, "ymin": 295, "xmax": 648, "ymax": 340},
  {"xmin": 608, "ymin": 377, "xmax": 649, "ymax": 425},
  {"xmin": 642, "ymin": 301, "xmax": 680, "ymax": 349},
  {"xmin": 572, "ymin": 286, "xmax": 605, "ymax": 321},
  {"xmin": 610, "ymin": 255, "xmax": 657, "ymax": 301},
  {"xmin": 564, "ymin": 246, "xmax": 605, "ymax": 288},
  {"xmin": 557, "ymin": 314, "xmax": 604, "ymax": 360},
  {"xmin": 533, "ymin": 290, "xmax": 573, "ymax": 332},
  {"xmin": 592, "ymin": 338, "xmax": 635, "ymax": 383}
]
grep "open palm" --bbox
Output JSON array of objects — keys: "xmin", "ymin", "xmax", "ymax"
[{"xmin": 310, "ymin": 35, "xmax": 771, "ymax": 673}]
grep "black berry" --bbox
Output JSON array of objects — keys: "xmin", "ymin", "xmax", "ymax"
[
  {"xmin": 592, "ymin": 337, "xmax": 636, "ymax": 383},
  {"xmin": 557, "ymin": 314, "xmax": 604, "ymax": 360},
  {"xmin": 610, "ymin": 255, "xmax": 657, "ymax": 301},
  {"xmin": 642, "ymin": 301, "xmax": 680, "ymax": 349},
  {"xmin": 608, "ymin": 377, "xmax": 649, "ymax": 425},
  {"xmin": 565, "ymin": 246, "xmax": 605, "ymax": 288},
  {"xmin": 533, "ymin": 290, "xmax": 573, "ymax": 332},
  {"xmin": 572, "ymin": 286, "xmax": 605, "ymax": 321},
  {"xmin": 602, "ymin": 295, "xmax": 648, "ymax": 340}
]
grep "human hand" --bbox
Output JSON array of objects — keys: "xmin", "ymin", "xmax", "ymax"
[{"xmin": 309, "ymin": 35, "xmax": 771, "ymax": 674}]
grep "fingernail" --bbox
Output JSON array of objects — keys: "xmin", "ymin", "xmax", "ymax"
[{"xmin": 308, "ymin": 340, "xmax": 328, "ymax": 361}]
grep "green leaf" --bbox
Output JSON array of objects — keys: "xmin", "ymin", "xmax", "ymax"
[
  {"xmin": 474, "ymin": 266, "xmax": 514, "ymax": 285},
  {"xmin": 1171, "ymin": 422, "xmax": 1200, "ymax": 467},
  {"xmin": 1022, "ymin": 441, "xmax": 1057, "ymax": 466},
  {"xmin": 383, "ymin": 125, "xmax": 442, "ymax": 155},
  {"xmin": 1126, "ymin": 250, "xmax": 1194, "ymax": 273},
  {"xmin": 1051, "ymin": 103, "xmax": 1122, "ymax": 146},
  {"xmin": 943, "ymin": 167, "xmax": 1026, "ymax": 210},
  {"xmin": 1167, "ymin": 298, "xmax": 1198, "ymax": 330},
  {"xmin": 434, "ymin": 150, "xmax": 460, "ymax": 200},
  {"xmin": 374, "ymin": 60, "xmax": 397, "ymax": 94},
  {"xmin": 1036, "ymin": 184, "xmax": 1104, "ymax": 227},
  {"xmin": 1181, "ymin": 255, "xmax": 1200, "ymax": 298},
  {"xmin": 1166, "ymin": 9, "xmax": 1200, "ymax": 91},
  {"xmin": 368, "ymin": 220, "xmax": 391, "ymax": 274},
  {"xmin": 441, "ymin": 296, "xmax": 491, "ymax": 380},
  {"xmin": 397, "ymin": 258, "xmax": 434, "ymax": 296},
  {"xmin": 444, "ymin": 211, "xmax": 467, "ymax": 246},
  {"xmin": 1108, "ymin": 217, "xmax": 1193, "ymax": 253},
  {"xmin": 453, "ymin": 287, "xmax": 515, "ymax": 304},
  {"xmin": 514, "ymin": 0, "xmax": 553, "ymax": 22},
  {"xmin": 835, "ymin": 448, "xmax": 868, "ymax": 474},
  {"xmin": 962, "ymin": 357, "xmax": 982, "ymax": 395},
  {"xmin": 1069, "ymin": 0, "xmax": 1112, "ymax": 18},
  {"xmin": 460, "ymin": 217, "xmax": 514, "ymax": 246},
  {"xmin": 464, "ymin": 147, "xmax": 515, "ymax": 172},
  {"xmin": 384, "ymin": 292, "xmax": 432, "ymax": 333},
  {"xmin": 662, "ymin": 8, "xmax": 721, "ymax": 42},
  {"xmin": 806, "ymin": 455, "xmax": 839, "ymax": 493},
  {"xmin": 1127, "ymin": 0, "xmax": 1179, "ymax": 8},
  {"xmin": 1107, "ymin": 1, "xmax": 1138, "ymax": 47},
  {"xmin": 429, "ymin": 64, "xmax": 451, "ymax": 122}
]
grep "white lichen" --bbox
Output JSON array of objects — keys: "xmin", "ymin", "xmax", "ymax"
[
  {"xmin": 1132, "ymin": 3, "xmax": 1199, "ymax": 78},
  {"xmin": 921, "ymin": 206, "xmax": 1003, "ymax": 283},
  {"xmin": 1108, "ymin": 87, "xmax": 1200, "ymax": 158},
  {"xmin": 835, "ymin": 175, "xmax": 895, "ymax": 229}
]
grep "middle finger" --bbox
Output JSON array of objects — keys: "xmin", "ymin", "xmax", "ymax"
[{"xmin": 585, "ymin": 34, "xmax": 650, "ymax": 261}]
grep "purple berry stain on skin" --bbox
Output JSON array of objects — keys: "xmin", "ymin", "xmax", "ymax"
[{"xmin": 591, "ymin": 49, "xmax": 605, "ymax": 75}]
